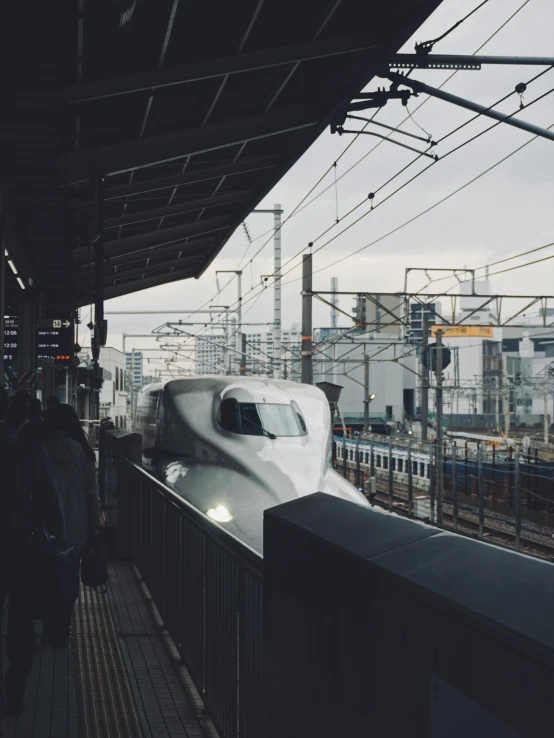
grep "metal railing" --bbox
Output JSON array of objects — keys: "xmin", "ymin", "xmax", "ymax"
[
  {"xmin": 116, "ymin": 454, "xmax": 263, "ymax": 738},
  {"xmin": 334, "ymin": 434, "xmax": 554, "ymax": 558}
]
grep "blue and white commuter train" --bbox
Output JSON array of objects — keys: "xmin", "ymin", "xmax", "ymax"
[{"xmin": 134, "ymin": 377, "xmax": 369, "ymax": 553}]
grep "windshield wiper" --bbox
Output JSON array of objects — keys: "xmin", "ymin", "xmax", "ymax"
[{"xmin": 243, "ymin": 415, "xmax": 277, "ymax": 440}]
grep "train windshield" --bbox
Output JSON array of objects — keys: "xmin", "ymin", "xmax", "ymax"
[{"xmin": 219, "ymin": 399, "xmax": 307, "ymax": 437}]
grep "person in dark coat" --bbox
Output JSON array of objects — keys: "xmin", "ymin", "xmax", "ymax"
[
  {"xmin": 45, "ymin": 396, "xmax": 60, "ymax": 410},
  {"xmin": 0, "ymin": 387, "xmax": 66, "ymax": 717},
  {"xmin": 43, "ymin": 404, "xmax": 101, "ymax": 646}
]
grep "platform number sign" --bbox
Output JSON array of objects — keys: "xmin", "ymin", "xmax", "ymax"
[{"xmin": 36, "ymin": 318, "xmax": 74, "ymax": 363}]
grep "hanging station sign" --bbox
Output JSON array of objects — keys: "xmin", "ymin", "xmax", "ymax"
[{"xmin": 36, "ymin": 317, "xmax": 74, "ymax": 363}]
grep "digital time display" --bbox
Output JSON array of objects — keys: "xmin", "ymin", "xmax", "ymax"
[{"xmin": 3, "ymin": 316, "xmax": 19, "ymax": 364}]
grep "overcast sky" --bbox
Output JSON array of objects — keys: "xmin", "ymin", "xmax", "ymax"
[{"xmin": 93, "ymin": 0, "xmax": 554, "ymax": 375}]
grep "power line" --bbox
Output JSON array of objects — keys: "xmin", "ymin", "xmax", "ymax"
[
  {"xmin": 280, "ymin": 0, "xmax": 533, "ymax": 227},
  {"xmin": 275, "ymin": 119, "xmax": 554, "ymax": 292},
  {"xmin": 278, "ymin": 73, "xmax": 554, "ymax": 276},
  {"xmin": 419, "ymin": 239, "xmax": 554, "ymax": 294},
  {"xmin": 416, "ymin": 0, "xmax": 491, "ymax": 53},
  {"xmin": 232, "ymin": 0, "xmax": 505, "ymax": 276},
  {"xmin": 151, "ymin": 0, "xmax": 535, "ymax": 353},
  {"xmin": 188, "ymin": 107, "xmax": 554, "ymax": 345}
]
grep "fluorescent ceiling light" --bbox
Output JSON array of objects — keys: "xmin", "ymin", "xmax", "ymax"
[
  {"xmin": 8, "ymin": 260, "xmax": 17, "ymax": 275},
  {"xmin": 16, "ymin": 277, "xmax": 26, "ymax": 290}
]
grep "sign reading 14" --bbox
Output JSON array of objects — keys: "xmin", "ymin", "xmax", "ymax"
[{"xmin": 53, "ymin": 319, "xmax": 71, "ymax": 329}]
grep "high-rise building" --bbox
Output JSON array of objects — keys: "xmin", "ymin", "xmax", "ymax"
[
  {"xmin": 126, "ymin": 351, "xmax": 143, "ymax": 387},
  {"xmin": 352, "ymin": 295, "xmax": 403, "ymax": 336},
  {"xmin": 194, "ymin": 325, "xmax": 302, "ymax": 378},
  {"xmin": 408, "ymin": 303, "xmax": 440, "ymax": 344}
]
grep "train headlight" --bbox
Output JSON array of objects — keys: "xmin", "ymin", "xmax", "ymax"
[{"xmin": 207, "ymin": 505, "xmax": 233, "ymax": 523}]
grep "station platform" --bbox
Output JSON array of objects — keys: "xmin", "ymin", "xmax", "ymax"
[{"xmin": 1, "ymin": 563, "xmax": 217, "ymax": 738}]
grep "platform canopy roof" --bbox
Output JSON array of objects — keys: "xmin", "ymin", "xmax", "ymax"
[{"xmin": 3, "ymin": 0, "xmax": 442, "ymax": 311}]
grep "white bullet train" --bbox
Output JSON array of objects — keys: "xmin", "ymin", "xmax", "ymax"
[{"xmin": 134, "ymin": 376, "xmax": 369, "ymax": 553}]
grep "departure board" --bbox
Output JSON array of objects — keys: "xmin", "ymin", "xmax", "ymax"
[
  {"xmin": 3, "ymin": 316, "xmax": 19, "ymax": 364},
  {"xmin": 36, "ymin": 318, "xmax": 74, "ymax": 363}
]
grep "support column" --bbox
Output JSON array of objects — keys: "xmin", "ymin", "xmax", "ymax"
[
  {"xmin": 435, "ymin": 329, "xmax": 444, "ymax": 525},
  {"xmin": 273, "ymin": 205, "xmax": 282, "ymax": 379},
  {"xmin": 17, "ymin": 298, "xmax": 37, "ymax": 392},
  {"xmin": 0, "ymin": 218, "xmax": 5, "ymax": 385},
  {"xmin": 301, "ymin": 252, "xmax": 312, "ymax": 385},
  {"xmin": 421, "ymin": 317, "xmax": 429, "ymax": 442},
  {"xmin": 237, "ymin": 271, "xmax": 243, "ymax": 375},
  {"xmin": 240, "ymin": 333, "xmax": 247, "ymax": 375},
  {"xmin": 363, "ymin": 349, "xmax": 370, "ymax": 435}
]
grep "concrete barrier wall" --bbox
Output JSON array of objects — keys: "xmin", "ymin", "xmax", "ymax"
[{"xmin": 264, "ymin": 494, "xmax": 554, "ymax": 738}]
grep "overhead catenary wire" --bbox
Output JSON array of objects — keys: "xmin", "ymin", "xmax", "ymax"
[
  {"xmin": 181, "ymin": 107, "xmax": 554, "ymax": 356},
  {"xmin": 274, "ymin": 100, "xmax": 554, "ymax": 290},
  {"xmin": 417, "ymin": 239, "xmax": 554, "ymax": 294},
  {"xmin": 416, "ymin": 0, "xmax": 491, "ymax": 52},
  {"xmin": 169, "ymin": 0, "xmax": 529, "ymax": 339},
  {"xmin": 144, "ymin": 0, "xmax": 535, "ymax": 367},
  {"xmin": 232, "ymin": 0, "xmax": 505, "ymax": 274},
  {"xmin": 286, "ymin": 0, "xmax": 533, "ymax": 222},
  {"xmin": 278, "ymin": 72, "xmax": 554, "ymax": 276}
]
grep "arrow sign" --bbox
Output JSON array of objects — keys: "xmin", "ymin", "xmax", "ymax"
[{"xmin": 63, "ymin": 320, "xmax": 71, "ymax": 328}]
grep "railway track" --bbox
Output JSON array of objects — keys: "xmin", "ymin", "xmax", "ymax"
[{"xmin": 372, "ymin": 480, "xmax": 554, "ymax": 562}]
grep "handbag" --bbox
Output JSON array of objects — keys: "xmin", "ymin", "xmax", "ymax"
[
  {"xmin": 81, "ymin": 531, "xmax": 109, "ymax": 593},
  {"xmin": 33, "ymin": 529, "xmax": 80, "ymax": 625}
]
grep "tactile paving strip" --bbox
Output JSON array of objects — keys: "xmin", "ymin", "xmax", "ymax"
[{"xmin": 73, "ymin": 586, "xmax": 144, "ymax": 738}]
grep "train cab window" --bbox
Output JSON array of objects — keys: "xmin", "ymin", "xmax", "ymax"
[
  {"xmin": 420, "ymin": 462, "xmax": 425, "ymax": 477},
  {"xmin": 413, "ymin": 460, "xmax": 418, "ymax": 476},
  {"xmin": 398, "ymin": 459, "xmax": 403, "ymax": 473},
  {"xmin": 219, "ymin": 398, "xmax": 240, "ymax": 432},
  {"xmin": 376, "ymin": 455, "xmax": 381, "ymax": 468},
  {"xmin": 383, "ymin": 456, "xmax": 388, "ymax": 470},
  {"xmin": 218, "ymin": 398, "xmax": 307, "ymax": 437}
]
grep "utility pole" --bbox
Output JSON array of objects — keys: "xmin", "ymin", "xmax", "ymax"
[
  {"xmin": 0, "ymin": 217, "xmax": 5, "ymax": 386},
  {"xmin": 421, "ymin": 316, "xmax": 429, "ymax": 442},
  {"xmin": 362, "ymin": 350, "xmax": 370, "ymax": 434},
  {"xmin": 330, "ymin": 277, "xmax": 338, "ymax": 328},
  {"xmin": 273, "ymin": 204, "xmax": 282, "ymax": 379},
  {"xmin": 504, "ymin": 362, "xmax": 511, "ymax": 437},
  {"xmin": 544, "ymin": 372, "xmax": 550, "ymax": 443},
  {"xmin": 240, "ymin": 333, "xmax": 247, "ymax": 376},
  {"xmin": 215, "ymin": 271, "xmax": 243, "ymax": 374},
  {"xmin": 435, "ymin": 328, "xmax": 444, "ymax": 525},
  {"xmin": 301, "ymin": 252, "xmax": 313, "ymax": 384},
  {"xmin": 495, "ymin": 375, "xmax": 500, "ymax": 431},
  {"xmin": 253, "ymin": 206, "xmax": 283, "ymax": 378}
]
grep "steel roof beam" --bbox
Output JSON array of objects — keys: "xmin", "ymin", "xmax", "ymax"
[
  {"xmin": 73, "ymin": 215, "xmax": 229, "ymax": 263},
  {"xmin": 101, "ymin": 265, "xmax": 199, "ymax": 300},
  {"xmin": 104, "ymin": 188, "xmax": 252, "ymax": 229},
  {"xmin": 108, "ymin": 156, "xmax": 277, "ymax": 200},
  {"xmin": 66, "ymin": 34, "xmax": 378, "ymax": 104},
  {"xmin": 70, "ymin": 157, "xmax": 279, "ymax": 205},
  {"xmin": 85, "ymin": 236, "xmax": 217, "ymax": 268},
  {"xmin": 101, "ymin": 254, "xmax": 204, "ymax": 283},
  {"xmin": 67, "ymin": 107, "xmax": 320, "ymax": 184}
]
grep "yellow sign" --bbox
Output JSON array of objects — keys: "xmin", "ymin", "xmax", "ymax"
[{"xmin": 431, "ymin": 325, "xmax": 494, "ymax": 338}]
